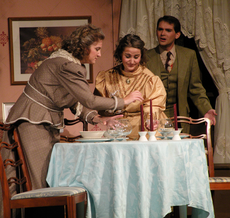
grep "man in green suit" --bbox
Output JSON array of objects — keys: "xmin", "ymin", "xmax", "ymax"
[{"xmin": 146, "ymin": 15, "xmax": 217, "ymax": 133}]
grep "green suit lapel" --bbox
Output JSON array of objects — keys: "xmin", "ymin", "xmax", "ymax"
[
  {"xmin": 175, "ymin": 45, "xmax": 188, "ymax": 96},
  {"xmin": 146, "ymin": 47, "xmax": 163, "ymax": 77},
  {"xmin": 147, "ymin": 45, "xmax": 189, "ymax": 97}
]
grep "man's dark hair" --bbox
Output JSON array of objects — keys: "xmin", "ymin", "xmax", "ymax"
[{"xmin": 157, "ymin": 15, "xmax": 181, "ymax": 33}]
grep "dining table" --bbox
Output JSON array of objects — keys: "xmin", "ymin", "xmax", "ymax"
[{"xmin": 46, "ymin": 138, "xmax": 215, "ymax": 218}]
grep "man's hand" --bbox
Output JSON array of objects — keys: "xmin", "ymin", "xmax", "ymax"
[{"xmin": 204, "ymin": 109, "xmax": 217, "ymax": 125}]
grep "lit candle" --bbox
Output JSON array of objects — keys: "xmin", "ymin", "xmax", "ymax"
[
  {"xmin": 150, "ymin": 99, "xmax": 153, "ymax": 131},
  {"xmin": 140, "ymin": 104, "xmax": 144, "ymax": 131},
  {"xmin": 174, "ymin": 103, "xmax": 178, "ymax": 130}
]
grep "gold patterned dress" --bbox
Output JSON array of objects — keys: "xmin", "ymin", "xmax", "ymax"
[{"xmin": 95, "ymin": 65, "xmax": 167, "ymax": 140}]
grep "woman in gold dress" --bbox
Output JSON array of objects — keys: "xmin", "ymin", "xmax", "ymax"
[{"xmin": 94, "ymin": 34, "xmax": 167, "ymax": 139}]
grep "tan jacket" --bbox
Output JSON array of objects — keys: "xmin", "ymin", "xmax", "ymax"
[{"xmin": 6, "ymin": 57, "xmax": 124, "ymax": 128}]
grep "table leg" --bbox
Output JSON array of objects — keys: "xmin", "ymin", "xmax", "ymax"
[
  {"xmin": 191, "ymin": 208, "xmax": 208, "ymax": 218},
  {"xmin": 179, "ymin": 205, "xmax": 187, "ymax": 218}
]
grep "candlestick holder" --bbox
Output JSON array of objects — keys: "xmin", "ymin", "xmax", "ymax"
[
  {"xmin": 138, "ymin": 131, "xmax": 148, "ymax": 141},
  {"xmin": 148, "ymin": 131, "xmax": 157, "ymax": 141},
  {"xmin": 172, "ymin": 128, "xmax": 183, "ymax": 140}
]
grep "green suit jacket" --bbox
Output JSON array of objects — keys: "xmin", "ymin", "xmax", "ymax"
[{"xmin": 146, "ymin": 45, "xmax": 212, "ymax": 133}]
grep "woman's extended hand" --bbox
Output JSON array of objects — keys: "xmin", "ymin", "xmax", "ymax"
[
  {"xmin": 123, "ymin": 91, "xmax": 144, "ymax": 105},
  {"xmin": 92, "ymin": 114, "xmax": 123, "ymax": 126},
  {"xmin": 145, "ymin": 119, "xmax": 159, "ymax": 131}
]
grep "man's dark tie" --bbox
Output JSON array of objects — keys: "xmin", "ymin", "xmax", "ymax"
[{"xmin": 165, "ymin": 51, "xmax": 172, "ymax": 72}]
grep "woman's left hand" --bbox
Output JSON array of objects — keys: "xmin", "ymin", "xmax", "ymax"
[
  {"xmin": 145, "ymin": 119, "xmax": 159, "ymax": 131},
  {"xmin": 93, "ymin": 114, "xmax": 123, "ymax": 126}
]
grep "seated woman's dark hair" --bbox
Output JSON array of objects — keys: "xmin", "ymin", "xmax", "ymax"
[
  {"xmin": 114, "ymin": 34, "xmax": 146, "ymax": 65},
  {"xmin": 62, "ymin": 24, "xmax": 105, "ymax": 60}
]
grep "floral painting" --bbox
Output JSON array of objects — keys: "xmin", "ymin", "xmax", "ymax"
[
  {"xmin": 9, "ymin": 17, "xmax": 92, "ymax": 85},
  {"xmin": 20, "ymin": 26, "xmax": 75, "ymax": 74}
]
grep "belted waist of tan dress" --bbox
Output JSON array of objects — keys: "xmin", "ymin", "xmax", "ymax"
[
  {"xmin": 124, "ymin": 110, "xmax": 161, "ymax": 117},
  {"xmin": 23, "ymin": 82, "xmax": 62, "ymax": 112},
  {"xmin": 122, "ymin": 111, "xmax": 141, "ymax": 117},
  {"xmin": 123, "ymin": 111, "xmax": 157, "ymax": 118}
]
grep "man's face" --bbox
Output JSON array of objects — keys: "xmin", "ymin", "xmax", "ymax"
[{"xmin": 157, "ymin": 21, "xmax": 181, "ymax": 51}]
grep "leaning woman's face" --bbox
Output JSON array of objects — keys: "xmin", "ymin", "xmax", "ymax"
[
  {"xmin": 122, "ymin": 47, "xmax": 141, "ymax": 72},
  {"xmin": 81, "ymin": 40, "xmax": 103, "ymax": 64}
]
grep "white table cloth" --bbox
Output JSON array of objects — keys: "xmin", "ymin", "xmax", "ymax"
[{"xmin": 46, "ymin": 139, "xmax": 215, "ymax": 218}]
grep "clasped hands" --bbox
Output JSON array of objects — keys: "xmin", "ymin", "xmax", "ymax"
[{"xmin": 94, "ymin": 91, "xmax": 143, "ymax": 126}]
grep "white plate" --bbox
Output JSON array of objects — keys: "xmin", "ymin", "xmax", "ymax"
[
  {"xmin": 156, "ymin": 134, "xmax": 190, "ymax": 140},
  {"xmin": 110, "ymin": 138, "xmax": 129, "ymax": 141},
  {"xmin": 156, "ymin": 136, "xmax": 165, "ymax": 139},
  {"xmin": 167, "ymin": 134, "xmax": 190, "ymax": 139},
  {"xmin": 76, "ymin": 138, "xmax": 113, "ymax": 143}
]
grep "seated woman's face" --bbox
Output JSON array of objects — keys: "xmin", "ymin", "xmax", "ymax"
[{"xmin": 122, "ymin": 47, "xmax": 141, "ymax": 72}]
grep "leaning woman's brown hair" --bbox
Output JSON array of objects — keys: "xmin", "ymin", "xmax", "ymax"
[
  {"xmin": 62, "ymin": 24, "xmax": 105, "ymax": 60},
  {"xmin": 114, "ymin": 34, "xmax": 146, "ymax": 66}
]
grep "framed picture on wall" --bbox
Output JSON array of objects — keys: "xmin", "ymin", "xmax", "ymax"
[{"xmin": 8, "ymin": 16, "xmax": 92, "ymax": 85}]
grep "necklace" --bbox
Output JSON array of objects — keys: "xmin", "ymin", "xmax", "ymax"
[{"xmin": 126, "ymin": 78, "xmax": 130, "ymax": 84}]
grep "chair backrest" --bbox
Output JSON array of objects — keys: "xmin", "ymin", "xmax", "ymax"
[
  {"xmin": 61, "ymin": 117, "xmax": 88, "ymax": 142},
  {"xmin": 0, "ymin": 123, "xmax": 32, "ymax": 211},
  {"xmin": 64, "ymin": 118, "xmax": 88, "ymax": 131},
  {"xmin": 170, "ymin": 116, "xmax": 214, "ymax": 177}
]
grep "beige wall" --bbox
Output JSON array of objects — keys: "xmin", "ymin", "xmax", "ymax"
[{"xmin": 0, "ymin": 0, "xmax": 121, "ymax": 136}]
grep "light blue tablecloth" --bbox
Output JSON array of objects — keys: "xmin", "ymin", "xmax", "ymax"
[{"xmin": 46, "ymin": 139, "xmax": 215, "ymax": 218}]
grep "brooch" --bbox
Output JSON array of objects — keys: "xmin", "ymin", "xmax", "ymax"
[{"xmin": 126, "ymin": 78, "xmax": 130, "ymax": 84}]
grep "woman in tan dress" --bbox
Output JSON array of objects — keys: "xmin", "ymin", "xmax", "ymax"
[
  {"xmin": 3, "ymin": 25, "xmax": 143, "ymax": 191},
  {"xmin": 95, "ymin": 34, "xmax": 167, "ymax": 140}
]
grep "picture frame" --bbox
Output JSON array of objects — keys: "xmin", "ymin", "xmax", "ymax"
[
  {"xmin": 2, "ymin": 102, "xmax": 14, "ymax": 123},
  {"xmin": 8, "ymin": 16, "xmax": 93, "ymax": 85}
]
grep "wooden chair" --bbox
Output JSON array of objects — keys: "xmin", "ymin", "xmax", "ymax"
[
  {"xmin": 60, "ymin": 118, "xmax": 88, "ymax": 142},
  {"xmin": 171, "ymin": 116, "xmax": 230, "ymax": 194},
  {"xmin": 0, "ymin": 122, "xmax": 87, "ymax": 218},
  {"xmin": 169, "ymin": 116, "xmax": 230, "ymax": 218}
]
